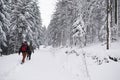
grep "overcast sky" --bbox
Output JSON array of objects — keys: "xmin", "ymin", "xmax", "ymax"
[{"xmin": 38, "ymin": 0, "xmax": 57, "ymax": 27}]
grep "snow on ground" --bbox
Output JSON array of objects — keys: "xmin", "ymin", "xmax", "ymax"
[
  {"xmin": 0, "ymin": 41, "xmax": 120, "ymax": 80},
  {"xmin": 0, "ymin": 48, "xmax": 74, "ymax": 80}
]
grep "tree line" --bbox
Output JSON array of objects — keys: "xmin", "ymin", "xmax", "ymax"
[
  {"xmin": 0, "ymin": 0, "xmax": 119, "ymax": 55},
  {"xmin": 0, "ymin": 0, "xmax": 44, "ymax": 55},
  {"xmin": 46, "ymin": 0, "xmax": 120, "ymax": 49}
]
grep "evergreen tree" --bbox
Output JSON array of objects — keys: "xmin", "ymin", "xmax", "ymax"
[
  {"xmin": 7, "ymin": 0, "xmax": 43, "ymax": 54},
  {"xmin": 47, "ymin": 0, "xmax": 78, "ymax": 47},
  {"xmin": 47, "ymin": 0, "xmax": 119, "ymax": 49},
  {"xmin": 0, "ymin": 0, "xmax": 10, "ymax": 55}
]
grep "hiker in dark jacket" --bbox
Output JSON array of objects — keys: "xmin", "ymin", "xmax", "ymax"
[
  {"xmin": 27, "ymin": 46, "xmax": 32, "ymax": 60},
  {"xmin": 19, "ymin": 41, "xmax": 30, "ymax": 64},
  {"xmin": 27, "ymin": 41, "xmax": 34, "ymax": 60}
]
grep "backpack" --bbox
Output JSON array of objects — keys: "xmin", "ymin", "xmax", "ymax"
[{"xmin": 21, "ymin": 45, "xmax": 27, "ymax": 52}]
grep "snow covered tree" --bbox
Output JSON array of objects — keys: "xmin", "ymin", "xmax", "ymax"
[
  {"xmin": 72, "ymin": 16, "xmax": 85, "ymax": 47},
  {"xmin": 7, "ymin": 0, "xmax": 43, "ymax": 54},
  {"xmin": 47, "ymin": 0, "xmax": 79, "ymax": 47},
  {"xmin": 47, "ymin": 0, "xmax": 108, "ymax": 48},
  {"xmin": 81, "ymin": 0, "xmax": 106, "ymax": 43},
  {"xmin": 25, "ymin": 1, "xmax": 43, "ymax": 49},
  {"xmin": 110, "ymin": 0, "xmax": 119, "ymax": 41},
  {"xmin": 0, "ymin": 0, "xmax": 11, "ymax": 55}
]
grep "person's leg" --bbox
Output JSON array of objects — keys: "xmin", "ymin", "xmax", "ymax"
[
  {"xmin": 27, "ymin": 53, "xmax": 29, "ymax": 59},
  {"xmin": 22, "ymin": 52, "xmax": 27, "ymax": 63},
  {"xmin": 29, "ymin": 52, "xmax": 31, "ymax": 60},
  {"xmin": 22, "ymin": 53, "xmax": 24, "ymax": 63}
]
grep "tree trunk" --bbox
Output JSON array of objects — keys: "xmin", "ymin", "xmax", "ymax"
[
  {"xmin": 106, "ymin": 0, "xmax": 113, "ymax": 50},
  {"xmin": 115, "ymin": 0, "xmax": 118, "ymax": 24}
]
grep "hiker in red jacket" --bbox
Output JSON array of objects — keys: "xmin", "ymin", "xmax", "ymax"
[{"xmin": 19, "ymin": 41, "xmax": 30, "ymax": 64}]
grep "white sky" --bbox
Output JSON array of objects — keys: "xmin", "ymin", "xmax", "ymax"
[{"xmin": 37, "ymin": 0, "xmax": 57, "ymax": 27}]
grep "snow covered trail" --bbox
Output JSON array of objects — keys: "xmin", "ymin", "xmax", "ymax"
[
  {"xmin": 0, "ymin": 54, "xmax": 21, "ymax": 80},
  {"xmin": 1, "ymin": 44, "xmax": 120, "ymax": 80},
  {"xmin": 0, "ymin": 47, "xmax": 75, "ymax": 80}
]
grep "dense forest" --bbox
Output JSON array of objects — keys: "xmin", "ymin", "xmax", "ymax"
[
  {"xmin": 0, "ymin": 1, "xmax": 120, "ymax": 80},
  {"xmin": 0, "ymin": 0, "xmax": 44, "ymax": 55},
  {"xmin": 46, "ymin": 0, "xmax": 120, "ymax": 49},
  {"xmin": 0, "ymin": 0, "xmax": 120, "ymax": 55}
]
